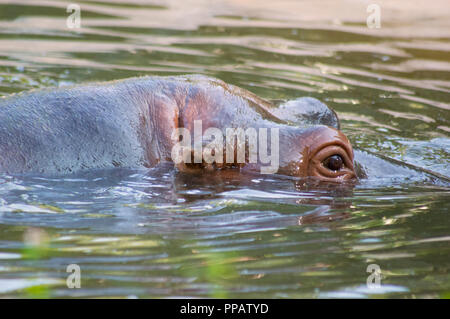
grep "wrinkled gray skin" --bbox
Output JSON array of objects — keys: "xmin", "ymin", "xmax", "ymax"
[{"xmin": 0, "ymin": 79, "xmax": 151, "ymax": 173}]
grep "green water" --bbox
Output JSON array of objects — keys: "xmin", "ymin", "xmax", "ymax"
[{"xmin": 0, "ymin": 0, "xmax": 449, "ymax": 298}]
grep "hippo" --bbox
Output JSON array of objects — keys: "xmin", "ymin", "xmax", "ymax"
[{"xmin": 0, "ymin": 75, "xmax": 356, "ymax": 182}]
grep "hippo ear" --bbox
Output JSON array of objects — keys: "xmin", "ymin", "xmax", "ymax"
[{"xmin": 269, "ymin": 97, "xmax": 340, "ymax": 130}]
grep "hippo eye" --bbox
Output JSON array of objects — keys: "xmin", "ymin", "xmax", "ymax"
[{"xmin": 323, "ymin": 155, "xmax": 344, "ymax": 171}]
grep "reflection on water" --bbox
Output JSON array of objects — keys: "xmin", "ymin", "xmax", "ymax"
[{"xmin": 0, "ymin": 0, "xmax": 449, "ymax": 298}]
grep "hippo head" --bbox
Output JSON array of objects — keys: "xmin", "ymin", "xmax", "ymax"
[{"xmin": 175, "ymin": 92, "xmax": 356, "ymax": 182}]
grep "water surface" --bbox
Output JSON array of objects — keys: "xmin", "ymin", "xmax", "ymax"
[{"xmin": 0, "ymin": 0, "xmax": 449, "ymax": 298}]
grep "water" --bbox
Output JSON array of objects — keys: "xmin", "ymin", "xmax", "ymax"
[{"xmin": 0, "ymin": 0, "xmax": 449, "ymax": 298}]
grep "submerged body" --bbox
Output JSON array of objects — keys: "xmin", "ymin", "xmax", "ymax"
[{"xmin": 0, "ymin": 75, "xmax": 356, "ymax": 181}]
